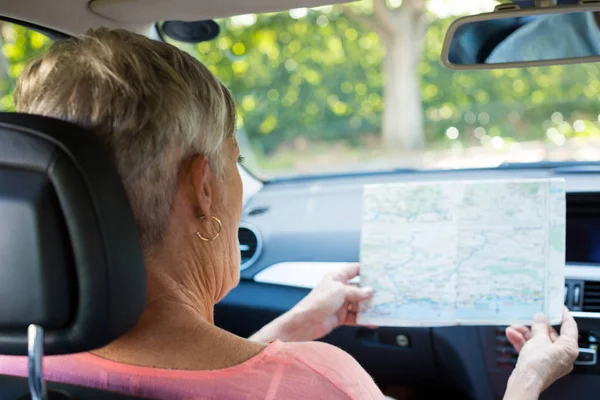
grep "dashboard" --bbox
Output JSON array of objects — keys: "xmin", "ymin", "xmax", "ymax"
[{"xmin": 215, "ymin": 166, "xmax": 600, "ymax": 399}]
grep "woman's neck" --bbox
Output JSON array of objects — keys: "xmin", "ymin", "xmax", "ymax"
[
  {"xmin": 89, "ymin": 269, "xmax": 263, "ymax": 370},
  {"xmin": 142, "ymin": 233, "xmax": 225, "ymax": 322},
  {"xmin": 89, "ymin": 233, "xmax": 264, "ymax": 370},
  {"xmin": 144, "ymin": 264, "xmax": 216, "ymax": 323},
  {"xmin": 90, "ymin": 242, "xmax": 242, "ymax": 369},
  {"xmin": 89, "ymin": 264, "xmax": 213, "ymax": 362}
]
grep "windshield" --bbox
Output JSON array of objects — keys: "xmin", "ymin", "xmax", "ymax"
[{"xmin": 167, "ymin": 0, "xmax": 600, "ymax": 180}]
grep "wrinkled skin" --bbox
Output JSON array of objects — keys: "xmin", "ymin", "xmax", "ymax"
[
  {"xmin": 250, "ymin": 264, "xmax": 375, "ymax": 343},
  {"xmin": 504, "ymin": 307, "xmax": 579, "ymax": 398},
  {"xmin": 290, "ymin": 264, "xmax": 375, "ymax": 340}
]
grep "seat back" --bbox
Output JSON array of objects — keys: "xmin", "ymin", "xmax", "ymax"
[{"xmin": 0, "ymin": 113, "xmax": 147, "ymax": 399}]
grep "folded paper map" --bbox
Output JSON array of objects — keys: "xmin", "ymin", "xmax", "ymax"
[{"xmin": 357, "ymin": 178, "xmax": 565, "ymax": 327}]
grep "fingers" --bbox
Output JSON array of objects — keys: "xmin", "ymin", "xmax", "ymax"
[
  {"xmin": 329, "ymin": 263, "xmax": 360, "ymax": 282},
  {"xmin": 345, "ymin": 308, "xmax": 358, "ymax": 325},
  {"xmin": 506, "ymin": 327, "xmax": 527, "ymax": 353},
  {"xmin": 509, "ymin": 325, "xmax": 532, "ymax": 340},
  {"xmin": 531, "ymin": 312, "xmax": 549, "ymax": 337},
  {"xmin": 555, "ymin": 307, "xmax": 579, "ymax": 364},
  {"xmin": 558, "ymin": 306, "xmax": 578, "ymax": 342},
  {"xmin": 341, "ymin": 285, "xmax": 373, "ymax": 327},
  {"xmin": 344, "ymin": 302, "xmax": 378, "ymax": 328},
  {"xmin": 506, "ymin": 322, "xmax": 554, "ymax": 352},
  {"xmin": 550, "ymin": 327, "xmax": 559, "ymax": 342},
  {"xmin": 343, "ymin": 285, "xmax": 374, "ymax": 302},
  {"xmin": 344, "ymin": 285, "xmax": 373, "ymax": 303}
]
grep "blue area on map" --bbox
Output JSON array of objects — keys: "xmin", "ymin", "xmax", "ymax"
[
  {"xmin": 370, "ymin": 302, "xmax": 455, "ymax": 321},
  {"xmin": 369, "ymin": 299, "xmax": 543, "ymax": 322},
  {"xmin": 457, "ymin": 302, "xmax": 543, "ymax": 320}
]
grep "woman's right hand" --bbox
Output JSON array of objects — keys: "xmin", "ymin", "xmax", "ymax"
[{"xmin": 503, "ymin": 307, "xmax": 579, "ymax": 400}]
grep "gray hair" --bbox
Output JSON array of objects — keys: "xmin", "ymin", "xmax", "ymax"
[{"xmin": 15, "ymin": 27, "xmax": 236, "ymax": 248}]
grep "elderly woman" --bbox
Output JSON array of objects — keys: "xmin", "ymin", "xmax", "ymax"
[{"xmin": 0, "ymin": 28, "xmax": 578, "ymax": 399}]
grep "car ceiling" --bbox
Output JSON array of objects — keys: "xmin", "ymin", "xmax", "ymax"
[{"xmin": 0, "ymin": 0, "xmax": 351, "ymax": 38}]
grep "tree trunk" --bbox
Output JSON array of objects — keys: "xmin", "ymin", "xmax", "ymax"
[
  {"xmin": 380, "ymin": 3, "xmax": 427, "ymax": 151},
  {"xmin": 344, "ymin": 0, "xmax": 427, "ymax": 151}
]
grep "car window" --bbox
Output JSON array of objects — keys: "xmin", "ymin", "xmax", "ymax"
[
  {"xmin": 0, "ymin": 22, "xmax": 53, "ymax": 111},
  {"xmin": 166, "ymin": 0, "xmax": 600, "ymax": 180}
]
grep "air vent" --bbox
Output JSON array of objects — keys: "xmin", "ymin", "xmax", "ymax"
[
  {"xmin": 582, "ymin": 281, "xmax": 600, "ymax": 312},
  {"xmin": 238, "ymin": 223, "xmax": 262, "ymax": 270},
  {"xmin": 495, "ymin": 327, "xmax": 517, "ymax": 369},
  {"xmin": 247, "ymin": 206, "xmax": 269, "ymax": 216}
]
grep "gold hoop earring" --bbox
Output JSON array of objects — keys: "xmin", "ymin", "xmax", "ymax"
[{"xmin": 196, "ymin": 215, "xmax": 222, "ymax": 242}]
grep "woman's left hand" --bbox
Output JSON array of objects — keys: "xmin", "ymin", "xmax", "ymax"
[{"xmin": 249, "ymin": 264, "xmax": 375, "ymax": 343}]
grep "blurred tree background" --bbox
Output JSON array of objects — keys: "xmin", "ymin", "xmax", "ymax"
[
  {"xmin": 169, "ymin": 0, "xmax": 600, "ymax": 173},
  {"xmin": 2, "ymin": 0, "xmax": 600, "ymax": 176},
  {"xmin": 0, "ymin": 24, "xmax": 52, "ymax": 110}
]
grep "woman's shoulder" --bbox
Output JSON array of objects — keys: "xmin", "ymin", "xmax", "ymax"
[
  {"xmin": 270, "ymin": 340, "xmax": 383, "ymax": 399},
  {"xmin": 274, "ymin": 339, "xmax": 355, "ymax": 363}
]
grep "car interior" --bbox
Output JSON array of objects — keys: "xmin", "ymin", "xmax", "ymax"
[{"xmin": 2, "ymin": 0, "xmax": 600, "ymax": 399}]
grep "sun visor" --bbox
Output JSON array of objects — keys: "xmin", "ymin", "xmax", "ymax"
[{"xmin": 89, "ymin": 0, "xmax": 355, "ymax": 24}]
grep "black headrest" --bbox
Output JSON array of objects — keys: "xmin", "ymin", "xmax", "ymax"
[{"xmin": 0, "ymin": 112, "xmax": 146, "ymax": 355}]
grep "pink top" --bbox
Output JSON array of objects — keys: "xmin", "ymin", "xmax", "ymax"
[{"xmin": 0, "ymin": 340, "xmax": 383, "ymax": 399}]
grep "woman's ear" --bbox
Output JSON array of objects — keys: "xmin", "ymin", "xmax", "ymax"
[{"xmin": 189, "ymin": 155, "xmax": 212, "ymax": 218}]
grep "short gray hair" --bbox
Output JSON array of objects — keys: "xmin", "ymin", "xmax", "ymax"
[{"xmin": 15, "ymin": 27, "xmax": 236, "ymax": 248}]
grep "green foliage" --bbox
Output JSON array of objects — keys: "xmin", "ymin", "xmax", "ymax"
[
  {"xmin": 168, "ymin": 9, "xmax": 385, "ymax": 155},
  {"xmin": 2, "ymin": 10, "xmax": 599, "ymax": 168},
  {"xmin": 0, "ymin": 23, "xmax": 52, "ymax": 111},
  {"xmin": 422, "ymin": 17, "xmax": 600, "ymax": 148},
  {"xmin": 167, "ymin": 7, "xmax": 600, "ymax": 158}
]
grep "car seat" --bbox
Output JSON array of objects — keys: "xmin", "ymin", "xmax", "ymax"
[{"xmin": 0, "ymin": 113, "xmax": 148, "ymax": 399}]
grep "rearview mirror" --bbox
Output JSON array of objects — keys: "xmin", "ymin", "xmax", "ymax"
[{"xmin": 442, "ymin": 4, "xmax": 600, "ymax": 70}]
